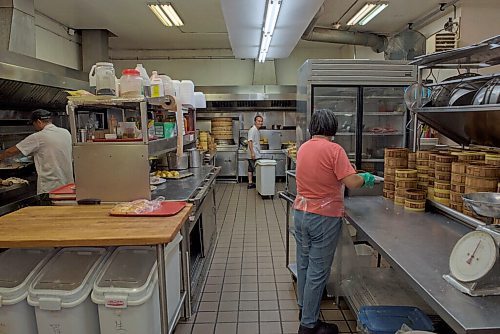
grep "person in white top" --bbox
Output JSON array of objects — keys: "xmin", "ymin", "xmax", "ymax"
[
  {"xmin": 0, "ymin": 109, "xmax": 74, "ymax": 198},
  {"xmin": 247, "ymin": 115, "xmax": 264, "ymax": 189}
]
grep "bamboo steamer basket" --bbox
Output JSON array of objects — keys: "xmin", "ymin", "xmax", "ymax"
[
  {"xmin": 427, "ymin": 187, "xmax": 435, "ymax": 200},
  {"xmin": 463, "ymin": 207, "xmax": 493, "ymax": 224},
  {"xmin": 416, "ymin": 160, "xmax": 429, "ymax": 167},
  {"xmin": 494, "ymin": 218, "xmax": 500, "ymax": 225},
  {"xmin": 395, "ymin": 169, "xmax": 418, "ymax": 179},
  {"xmin": 434, "ymin": 154, "xmax": 458, "ymax": 164},
  {"xmin": 383, "ymin": 189, "xmax": 395, "ymax": 199},
  {"xmin": 396, "ymin": 187, "xmax": 409, "ymax": 197},
  {"xmin": 416, "ymin": 150, "xmax": 431, "ymax": 160},
  {"xmin": 384, "ymin": 181, "xmax": 395, "ymax": 191},
  {"xmin": 451, "ymin": 151, "xmax": 485, "ymax": 161},
  {"xmin": 384, "ymin": 173, "xmax": 395, "ymax": 183},
  {"xmin": 466, "ymin": 164, "xmax": 500, "ymax": 178},
  {"xmin": 451, "ymin": 183, "xmax": 466, "ymax": 193},
  {"xmin": 451, "ymin": 173, "xmax": 466, "ymax": 184},
  {"xmin": 394, "ymin": 195, "xmax": 405, "ymax": 206},
  {"xmin": 451, "ymin": 162, "xmax": 467, "ymax": 174},
  {"xmin": 450, "ymin": 191, "xmax": 464, "ymax": 203},
  {"xmin": 404, "ymin": 199, "xmax": 426, "ymax": 212},
  {"xmin": 405, "ymin": 189, "xmax": 426, "ymax": 201},
  {"xmin": 434, "ymin": 197, "xmax": 450, "ymax": 206},
  {"xmin": 435, "ymin": 162, "xmax": 453, "ymax": 173},
  {"xmin": 435, "ymin": 171, "xmax": 452, "ymax": 181},
  {"xmin": 408, "ymin": 152, "xmax": 417, "ymax": 162},
  {"xmin": 465, "ymin": 175, "xmax": 498, "ymax": 189},
  {"xmin": 408, "ymin": 162, "xmax": 417, "ymax": 169},
  {"xmin": 417, "ymin": 182, "xmax": 428, "ymax": 190},
  {"xmin": 434, "ymin": 181, "xmax": 451, "ymax": 191},
  {"xmin": 485, "ymin": 153, "xmax": 500, "ymax": 166},
  {"xmin": 465, "ymin": 186, "xmax": 497, "ymax": 193},
  {"xmin": 417, "ymin": 173, "xmax": 429, "ymax": 181},
  {"xmin": 396, "ymin": 179, "xmax": 418, "ymax": 189},
  {"xmin": 450, "ymin": 202, "xmax": 463, "ymax": 212},
  {"xmin": 434, "ymin": 189, "xmax": 450, "ymax": 199},
  {"xmin": 385, "ymin": 157, "xmax": 408, "ymax": 168},
  {"xmin": 416, "ymin": 166, "xmax": 430, "ymax": 174},
  {"xmin": 385, "ymin": 148, "xmax": 409, "ymax": 158}
]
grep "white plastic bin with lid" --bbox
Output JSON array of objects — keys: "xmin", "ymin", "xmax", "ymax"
[
  {"xmin": 92, "ymin": 234, "xmax": 182, "ymax": 334},
  {"xmin": 256, "ymin": 159, "xmax": 277, "ymax": 196},
  {"xmin": 27, "ymin": 247, "xmax": 108, "ymax": 334},
  {"xmin": 0, "ymin": 248, "xmax": 54, "ymax": 334}
]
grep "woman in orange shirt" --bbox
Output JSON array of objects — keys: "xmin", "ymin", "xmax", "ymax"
[{"xmin": 293, "ymin": 109, "xmax": 374, "ymax": 334}]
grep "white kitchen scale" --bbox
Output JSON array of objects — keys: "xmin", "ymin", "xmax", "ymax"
[{"xmin": 444, "ymin": 224, "xmax": 500, "ymax": 297}]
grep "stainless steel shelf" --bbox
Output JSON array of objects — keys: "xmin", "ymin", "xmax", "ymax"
[
  {"xmin": 364, "ymin": 112, "xmax": 405, "ymax": 116},
  {"xmin": 364, "ymin": 96, "xmax": 403, "ymax": 99},
  {"xmin": 363, "ymin": 132, "xmax": 404, "ymax": 136},
  {"xmin": 362, "ymin": 159, "xmax": 384, "ymax": 162},
  {"xmin": 336, "ymin": 132, "xmax": 355, "ymax": 136}
]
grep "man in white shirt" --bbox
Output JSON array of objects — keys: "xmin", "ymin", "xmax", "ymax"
[
  {"xmin": 0, "ymin": 109, "xmax": 74, "ymax": 199},
  {"xmin": 247, "ymin": 115, "xmax": 264, "ymax": 189}
]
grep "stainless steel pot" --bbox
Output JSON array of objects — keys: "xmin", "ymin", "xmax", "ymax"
[
  {"xmin": 188, "ymin": 149, "xmax": 203, "ymax": 168},
  {"xmin": 167, "ymin": 152, "xmax": 189, "ymax": 170}
]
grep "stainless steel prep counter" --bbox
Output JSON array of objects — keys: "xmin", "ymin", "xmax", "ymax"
[
  {"xmin": 344, "ymin": 196, "xmax": 500, "ymax": 334},
  {"xmin": 152, "ymin": 166, "xmax": 215, "ymax": 201}
]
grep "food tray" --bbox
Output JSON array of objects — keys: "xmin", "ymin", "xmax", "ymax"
[
  {"xmin": 110, "ymin": 201, "xmax": 186, "ymax": 217},
  {"xmin": 462, "ymin": 192, "xmax": 500, "ymax": 218}
]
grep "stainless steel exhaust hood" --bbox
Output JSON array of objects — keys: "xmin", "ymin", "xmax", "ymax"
[{"xmin": 0, "ymin": 50, "xmax": 89, "ymax": 111}]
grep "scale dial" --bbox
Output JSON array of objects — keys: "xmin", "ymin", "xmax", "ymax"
[{"xmin": 450, "ymin": 231, "xmax": 498, "ymax": 282}]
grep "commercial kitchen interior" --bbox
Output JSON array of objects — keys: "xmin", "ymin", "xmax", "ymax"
[{"xmin": 0, "ymin": 1, "xmax": 500, "ymax": 334}]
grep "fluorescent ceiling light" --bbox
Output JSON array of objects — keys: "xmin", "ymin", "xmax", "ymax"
[
  {"xmin": 148, "ymin": 3, "xmax": 184, "ymax": 27},
  {"xmin": 258, "ymin": 0, "xmax": 282, "ymax": 62},
  {"xmin": 346, "ymin": 2, "xmax": 387, "ymax": 26}
]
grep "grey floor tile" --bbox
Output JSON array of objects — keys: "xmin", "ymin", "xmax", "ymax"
[
  {"xmin": 348, "ymin": 320, "xmax": 357, "ymax": 332},
  {"xmin": 260, "ymin": 321, "xmax": 283, "ymax": 334},
  {"xmin": 259, "ymin": 282, "xmax": 277, "ymax": 291},
  {"xmin": 222, "ymin": 283, "xmax": 240, "ymax": 292},
  {"xmin": 215, "ymin": 322, "xmax": 237, "ymax": 334},
  {"xmin": 238, "ymin": 322, "xmax": 259, "ymax": 334},
  {"xmin": 279, "ymin": 299, "xmax": 299, "ymax": 310},
  {"xmin": 195, "ymin": 311, "xmax": 217, "ymax": 323},
  {"xmin": 275, "ymin": 275, "xmax": 293, "ymax": 283},
  {"xmin": 259, "ymin": 290, "xmax": 278, "ymax": 301},
  {"xmin": 342, "ymin": 309, "xmax": 356, "ymax": 320},
  {"xmin": 202, "ymin": 292, "xmax": 221, "ymax": 302},
  {"xmin": 220, "ymin": 291, "xmax": 239, "ymax": 301},
  {"xmin": 259, "ymin": 268, "xmax": 275, "ymax": 276},
  {"xmin": 258, "ymin": 275, "xmax": 276, "ymax": 283},
  {"xmin": 260, "ymin": 310, "xmax": 281, "ymax": 322},
  {"xmin": 217, "ymin": 311, "xmax": 238, "ymax": 323},
  {"xmin": 322, "ymin": 309, "xmax": 344, "ymax": 321},
  {"xmin": 258, "ymin": 262, "xmax": 274, "ymax": 269},
  {"xmin": 209, "ymin": 270, "xmax": 225, "ymax": 277},
  {"xmin": 173, "ymin": 323, "xmax": 192, "ymax": 334},
  {"xmin": 320, "ymin": 300, "xmax": 340, "ymax": 310},
  {"xmin": 276, "ymin": 282, "xmax": 295, "ymax": 291},
  {"xmin": 204, "ymin": 284, "xmax": 223, "ymax": 293},
  {"xmin": 219, "ymin": 301, "xmax": 239, "ymax": 312},
  {"xmin": 259, "ymin": 300, "xmax": 279, "ymax": 311},
  {"xmin": 238, "ymin": 310, "xmax": 259, "ymax": 322},
  {"xmin": 198, "ymin": 301, "xmax": 219, "ymax": 312},
  {"xmin": 192, "ymin": 323, "xmax": 215, "ymax": 334},
  {"xmin": 281, "ymin": 321, "xmax": 300, "ymax": 334},
  {"xmin": 241, "ymin": 275, "xmax": 258, "ymax": 283},
  {"xmin": 280, "ymin": 309, "xmax": 299, "ymax": 322},
  {"xmin": 277, "ymin": 289, "xmax": 297, "ymax": 300},
  {"xmin": 223, "ymin": 276, "xmax": 240, "ymax": 284},
  {"xmin": 241, "ymin": 268, "xmax": 257, "ymax": 276},
  {"xmin": 239, "ymin": 300, "xmax": 259, "ymax": 311},
  {"xmin": 240, "ymin": 291, "xmax": 258, "ymax": 300},
  {"xmin": 224, "ymin": 269, "xmax": 242, "ymax": 277},
  {"xmin": 240, "ymin": 283, "xmax": 258, "ymax": 291},
  {"xmin": 206, "ymin": 276, "xmax": 224, "ymax": 285}
]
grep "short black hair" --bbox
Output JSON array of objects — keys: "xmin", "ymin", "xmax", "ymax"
[
  {"xmin": 30, "ymin": 109, "xmax": 52, "ymax": 123},
  {"xmin": 309, "ymin": 109, "xmax": 338, "ymax": 137},
  {"xmin": 254, "ymin": 115, "xmax": 263, "ymax": 122}
]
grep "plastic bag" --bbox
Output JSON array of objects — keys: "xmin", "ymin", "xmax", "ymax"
[{"xmin": 110, "ymin": 197, "xmax": 165, "ymax": 215}]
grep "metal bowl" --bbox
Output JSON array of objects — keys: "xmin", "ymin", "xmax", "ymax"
[{"xmin": 462, "ymin": 192, "xmax": 500, "ymax": 218}]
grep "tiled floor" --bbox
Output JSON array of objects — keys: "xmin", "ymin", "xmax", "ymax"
[{"xmin": 174, "ymin": 183, "xmax": 358, "ymax": 334}]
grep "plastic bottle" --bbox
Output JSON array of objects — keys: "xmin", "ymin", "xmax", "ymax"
[
  {"xmin": 119, "ymin": 69, "xmax": 143, "ymax": 98},
  {"xmin": 150, "ymin": 71, "xmax": 164, "ymax": 98},
  {"xmin": 159, "ymin": 74, "xmax": 175, "ymax": 96},
  {"xmin": 135, "ymin": 64, "xmax": 151, "ymax": 97}
]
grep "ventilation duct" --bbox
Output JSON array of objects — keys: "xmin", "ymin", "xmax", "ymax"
[{"xmin": 302, "ymin": 27, "xmax": 388, "ymax": 53}]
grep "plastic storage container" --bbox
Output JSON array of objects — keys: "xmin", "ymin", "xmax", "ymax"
[
  {"xmin": 256, "ymin": 159, "xmax": 277, "ymax": 196},
  {"xmin": 92, "ymin": 234, "xmax": 182, "ymax": 334},
  {"xmin": 136, "ymin": 64, "xmax": 151, "ymax": 97},
  {"xmin": 150, "ymin": 71, "xmax": 165, "ymax": 98},
  {"xmin": 357, "ymin": 306, "xmax": 434, "ymax": 334},
  {"xmin": 91, "ymin": 62, "xmax": 116, "ymax": 96},
  {"xmin": 119, "ymin": 69, "xmax": 143, "ymax": 98},
  {"xmin": 28, "ymin": 247, "xmax": 108, "ymax": 334},
  {"xmin": 0, "ymin": 248, "xmax": 54, "ymax": 334},
  {"xmin": 179, "ymin": 80, "xmax": 195, "ymax": 107}
]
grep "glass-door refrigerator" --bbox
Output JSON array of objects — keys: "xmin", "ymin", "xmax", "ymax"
[{"xmin": 297, "ymin": 60, "xmax": 416, "ymax": 175}]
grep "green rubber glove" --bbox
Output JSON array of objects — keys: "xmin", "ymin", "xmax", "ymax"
[{"xmin": 358, "ymin": 172, "xmax": 375, "ymax": 188}]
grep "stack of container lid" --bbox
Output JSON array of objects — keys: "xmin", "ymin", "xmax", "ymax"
[
  {"xmin": 383, "ymin": 148, "xmax": 408, "ymax": 200},
  {"xmin": 432, "ymin": 154, "xmax": 458, "ymax": 207},
  {"xmin": 394, "ymin": 169, "xmax": 418, "ymax": 206},
  {"xmin": 408, "ymin": 152, "xmax": 417, "ymax": 169},
  {"xmin": 416, "ymin": 151, "xmax": 430, "ymax": 191},
  {"xmin": 404, "ymin": 189, "xmax": 427, "ymax": 212}
]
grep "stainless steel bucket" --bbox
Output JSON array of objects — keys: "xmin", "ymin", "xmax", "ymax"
[
  {"xmin": 167, "ymin": 152, "xmax": 189, "ymax": 170},
  {"xmin": 188, "ymin": 149, "xmax": 203, "ymax": 168}
]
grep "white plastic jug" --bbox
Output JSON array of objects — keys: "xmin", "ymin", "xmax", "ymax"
[
  {"xmin": 150, "ymin": 71, "xmax": 164, "ymax": 98},
  {"xmin": 136, "ymin": 64, "xmax": 151, "ymax": 97}
]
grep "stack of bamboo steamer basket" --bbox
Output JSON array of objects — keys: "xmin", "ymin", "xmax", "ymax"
[
  {"xmin": 211, "ymin": 117, "xmax": 233, "ymax": 141},
  {"xmin": 427, "ymin": 153, "xmax": 437, "ymax": 199},
  {"xmin": 199, "ymin": 131, "xmax": 209, "ymax": 150},
  {"xmin": 449, "ymin": 151, "xmax": 485, "ymax": 212},
  {"xmin": 432, "ymin": 154, "xmax": 458, "ymax": 207},
  {"xmin": 383, "ymin": 148, "xmax": 408, "ymax": 200},
  {"xmin": 485, "ymin": 153, "xmax": 500, "ymax": 166},
  {"xmin": 404, "ymin": 189, "xmax": 427, "ymax": 212},
  {"xmin": 394, "ymin": 169, "xmax": 418, "ymax": 205},
  {"xmin": 408, "ymin": 152, "xmax": 417, "ymax": 169},
  {"xmin": 416, "ymin": 151, "xmax": 430, "ymax": 192}
]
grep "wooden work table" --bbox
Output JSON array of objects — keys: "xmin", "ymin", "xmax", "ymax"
[
  {"xmin": 0, "ymin": 204, "xmax": 193, "ymax": 248},
  {"xmin": 0, "ymin": 203, "xmax": 194, "ymax": 334}
]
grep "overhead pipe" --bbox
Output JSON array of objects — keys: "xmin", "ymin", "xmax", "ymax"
[{"xmin": 303, "ymin": 27, "xmax": 388, "ymax": 53}]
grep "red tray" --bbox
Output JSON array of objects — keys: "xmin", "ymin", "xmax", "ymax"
[
  {"xmin": 109, "ymin": 201, "xmax": 186, "ymax": 217},
  {"xmin": 93, "ymin": 138, "xmax": 143, "ymax": 142},
  {"xmin": 49, "ymin": 183, "xmax": 76, "ymax": 195}
]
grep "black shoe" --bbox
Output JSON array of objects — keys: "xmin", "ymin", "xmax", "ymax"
[
  {"xmin": 247, "ymin": 183, "xmax": 256, "ymax": 189},
  {"xmin": 297, "ymin": 321, "xmax": 339, "ymax": 334}
]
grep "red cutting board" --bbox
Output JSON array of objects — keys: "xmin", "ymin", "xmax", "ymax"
[{"xmin": 109, "ymin": 201, "xmax": 187, "ymax": 217}]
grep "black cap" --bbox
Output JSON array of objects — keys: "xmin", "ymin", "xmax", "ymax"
[{"xmin": 30, "ymin": 109, "xmax": 52, "ymax": 123}]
